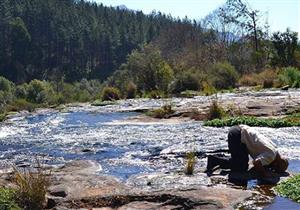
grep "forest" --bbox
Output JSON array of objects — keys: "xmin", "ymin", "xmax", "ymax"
[{"xmin": 0, "ymin": 0, "xmax": 300, "ymax": 115}]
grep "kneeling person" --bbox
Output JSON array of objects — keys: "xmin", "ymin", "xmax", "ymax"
[{"xmin": 206, "ymin": 125, "xmax": 288, "ymax": 177}]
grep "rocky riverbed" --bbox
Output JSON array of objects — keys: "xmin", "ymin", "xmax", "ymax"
[{"xmin": 0, "ymin": 89, "xmax": 300, "ymax": 209}]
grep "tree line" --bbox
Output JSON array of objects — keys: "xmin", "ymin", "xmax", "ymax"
[
  {"xmin": 0, "ymin": 0, "xmax": 300, "ymax": 100},
  {"xmin": 0, "ymin": 0, "xmax": 175, "ymax": 83}
]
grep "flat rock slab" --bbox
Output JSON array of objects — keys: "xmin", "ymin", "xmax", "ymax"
[
  {"xmin": 48, "ymin": 160, "xmax": 253, "ymax": 210},
  {"xmin": 48, "ymin": 160, "xmax": 130, "ymax": 202},
  {"xmin": 126, "ymin": 172, "xmax": 212, "ymax": 190}
]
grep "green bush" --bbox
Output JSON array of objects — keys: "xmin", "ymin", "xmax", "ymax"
[
  {"xmin": 275, "ymin": 174, "xmax": 300, "ymax": 203},
  {"xmin": 27, "ymin": 80, "xmax": 54, "ymax": 104},
  {"xmin": 0, "ymin": 188, "xmax": 20, "ymax": 210},
  {"xmin": 210, "ymin": 62, "xmax": 238, "ymax": 90},
  {"xmin": 101, "ymin": 87, "xmax": 121, "ymax": 101},
  {"xmin": 0, "ymin": 77, "xmax": 14, "ymax": 93},
  {"xmin": 15, "ymin": 84, "xmax": 28, "ymax": 99},
  {"xmin": 73, "ymin": 89, "xmax": 92, "ymax": 102},
  {"xmin": 154, "ymin": 61, "xmax": 174, "ymax": 93},
  {"xmin": 7, "ymin": 99, "xmax": 36, "ymax": 112},
  {"xmin": 278, "ymin": 67, "xmax": 300, "ymax": 88},
  {"xmin": 0, "ymin": 91, "xmax": 14, "ymax": 109},
  {"xmin": 126, "ymin": 82, "xmax": 137, "ymax": 99},
  {"xmin": 170, "ymin": 71, "xmax": 200, "ymax": 94}
]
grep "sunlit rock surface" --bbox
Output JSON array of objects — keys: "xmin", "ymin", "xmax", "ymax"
[{"xmin": 47, "ymin": 160, "xmax": 252, "ymax": 210}]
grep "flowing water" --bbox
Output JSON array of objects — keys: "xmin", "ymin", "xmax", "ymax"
[{"xmin": 0, "ymin": 92, "xmax": 300, "ymax": 209}]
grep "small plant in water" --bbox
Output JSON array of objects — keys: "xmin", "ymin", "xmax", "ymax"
[
  {"xmin": 13, "ymin": 159, "xmax": 50, "ymax": 210},
  {"xmin": 185, "ymin": 152, "xmax": 196, "ymax": 175}
]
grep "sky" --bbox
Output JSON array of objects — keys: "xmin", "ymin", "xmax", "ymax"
[{"xmin": 93, "ymin": 0, "xmax": 300, "ymax": 34}]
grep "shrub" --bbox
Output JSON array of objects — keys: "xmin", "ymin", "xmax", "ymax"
[
  {"xmin": 210, "ymin": 62, "xmax": 238, "ymax": 90},
  {"xmin": 73, "ymin": 89, "xmax": 92, "ymax": 102},
  {"xmin": 0, "ymin": 76, "xmax": 14, "ymax": 93},
  {"xmin": 147, "ymin": 105, "xmax": 175, "ymax": 119},
  {"xmin": 27, "ymin": 80, "xmax": 54, "ymax": 104},
  {"xmin": 201, "ymin": 81, "xmax": 217, "ymax": 96},
  {"xmin": 170, "ymin": 71, "xmax": 200, "ymax": 94},
  {"xmin": 145, "ymin": 90, "xmax": 165, "ymax": 99},
  {"xmin": 154, "ymin": 61, "xmax": 174, "ymax": 93},
  {"xmin": 101, "ymin": 87, "xmax": 121, "ymax": 101},
  {"xmin": 207, "ymin": 100, "xmax": 226, "ymax": 120},
  {"xmin": 278, "ymin": 67, "xmax": 300, "ymax": 88},
  {"xmin": 275, "ymin": 174, "xmax": 300, "ymax": 203},
  {"xmin": 239, "ymin": 69, "xmax": 279, "ymax": 88},
  {"xmin": 15, "ymin": 84, "xmax": 28, "ymax": 99},
  {"xmin": 126, "ymin": 82, "xmax": 137, "ymax": 99},
  {"xmin": 239, "ymin": 74, "xmax": 260, "ymax": 86},
  {"xmin": 0, "ymin": 91, "xmax": 14, "ymax": 108},
  {"xmin": 0, "ymin": 187, "xmax": 20, "ymax": 210},
  {"xmin": 14, "ymin": 161, "xmax": 50, "ymax": 210},
  {"xmin": 260, "ymin": 69, "xmax": 278, "ymax": 88},
  {"xmin": 7, "ymin": 99, "xmax": 36, "ymax": 112},
  {"xmin": 185, "ymin": 152, "xmax": 196, "ymax": 175}
]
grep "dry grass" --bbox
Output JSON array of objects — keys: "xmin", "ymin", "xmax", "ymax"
[
  {"xmin": 13, "ymin": 159, "xmax": 50, "ymax": 210},
  {"xmin": 184, "ymin": 152, "xmax": 196, "ymax": 175},
  {"xmin": 207, "ymin": 100, "xmax": 226, "ymax": 120},
  {"xmin": 239, "ymin": 69, "xmax": 279, "ymax": 87}
]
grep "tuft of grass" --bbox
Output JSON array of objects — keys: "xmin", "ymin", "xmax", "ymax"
[
  {"xmin": 207, "ymin": 100, "xmax": 226, "ymax": 120},
  {"xmin": 204, "ymin": 116, "xmax": 300, "ymax": 128},
  {"xmin": 13, "ymin": 160, "xmax": 50, "ymax": 210},
  {"xmin": 274, "ymin": 174, "xmax": 300, "ymax": 203},
  {"xmin": 201, "ymin": 82, "xmax": 217, "ymax": 96},
  {"xmin": 184, "ymin": 152, "xmax": 196, "ymax": 175},
  {"xmin": 147, "ymin": 105, "xmax": 175, "ymax": 119},
  {"xmin": 0, "ymin": 188, "xmax": 21, "ymax": 210}
]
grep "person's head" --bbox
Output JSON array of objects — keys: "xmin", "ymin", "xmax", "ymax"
[{"xmin": 271, "ymin": 153, "xmax": 289, "ymax": 173}]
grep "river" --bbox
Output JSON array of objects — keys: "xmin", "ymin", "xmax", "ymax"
[{"xmin": 0, "ymin": 91, "xmax": 300, "ymax": 209}]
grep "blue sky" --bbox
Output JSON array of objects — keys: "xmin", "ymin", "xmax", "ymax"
[{"xmin": 93, "ymin": 0, "xmax": 300, "ymax": 34}]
